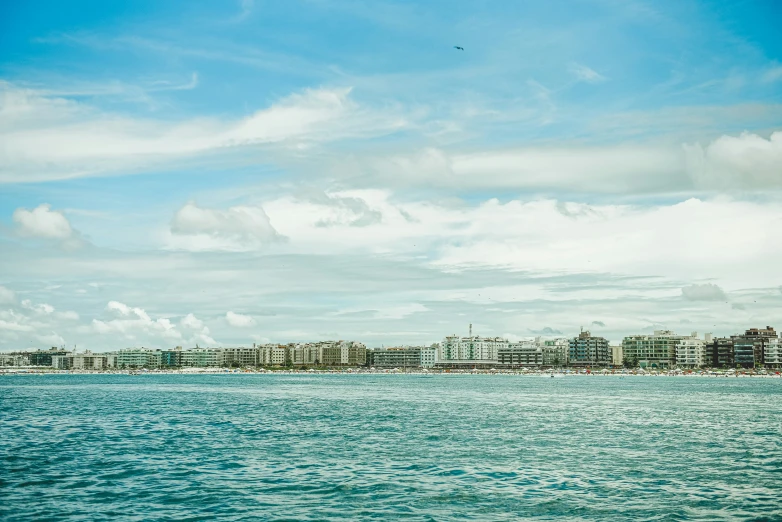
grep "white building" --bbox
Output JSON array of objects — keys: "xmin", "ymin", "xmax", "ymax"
[
  {"xmin": 71, "ymin": 352, "xmax": 109, "ymax": 370},
  {"xmin": 611, "ymin": 345, "xmax": 623, "ymax": 366},
  {"xmin": 765, "ymin": 337, "xmax": 782, "ymax": 368},
  {"xmin": 623, "ymin": 330, "xmax": 697, "ymax": 369},
  {"xmin": 439, "ymin": 327, "xmax": 507, "ymax": 363},
  {"xmin": 498, "ymin": 340, "xmax": 542, "ymax": 366},
  {"xmin": 0, "ymin": 353, "xmax": 30, "ymax": 367},
  {"xmin": 258, "ymin": 344, "xmax": 290, "ymax": 366},
  {"xmin": 675, "ymin": 337, "xmax": 708, "ymax": 368},
  {"xmin": 421, "ymin": 347, "xmax": 436, "ymax": 368},
  {"xmin": 181, "ymin": 348, "xmax": 224, "ymax": 367},
  {"xmin": 286, "ymin": 341, "xmax": 366, "ymax": 366}
]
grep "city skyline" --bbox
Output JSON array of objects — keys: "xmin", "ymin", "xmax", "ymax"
[{"xmin": 2, "ymin": 0, "xmax": 782, "ymax": 351}]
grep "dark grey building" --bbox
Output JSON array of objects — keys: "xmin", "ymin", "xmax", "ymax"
[
  {"xmin": 568, "ymin": 330, "xmax": 610, "ymax": 366},
  {"xmin": 28, "ymin": 348, "xmax": 69, "ymax": 367},
  {"xmin": 709, "ymin": 337, "xmax": 734, "ymax": 367},
  {"xmin": 731, "ymin": 326, "xmax": 776, "ymax": 368}
]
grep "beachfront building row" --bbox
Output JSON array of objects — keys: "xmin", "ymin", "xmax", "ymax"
[
  {"xmin": 43, "ymin": 341, "xmax": 367, "ymax": 369},
  {"xmin": 621, "ymin": 327, "xmax": 780, "ymax": 369},
  {"xmin": 4, "ymin": 325, "xmax": 780, "ymax": 369},
  {"xmin": 434, "ymin": 328, "xmax": 611, "ymax": 368}
]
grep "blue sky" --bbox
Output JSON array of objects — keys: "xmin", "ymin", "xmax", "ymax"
[{"xmin": 1, "ymin": 0, "xmax": 781, "ymax": 350}]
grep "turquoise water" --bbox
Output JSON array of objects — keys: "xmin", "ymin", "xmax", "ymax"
[{"xmin": 2, "ymin": 375, "xmax": 781, "ymax": 521}]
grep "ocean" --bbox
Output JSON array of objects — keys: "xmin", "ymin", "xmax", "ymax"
[{"xmin": 2, "ymin": 374, "xmax": 781, "ymax": 521}]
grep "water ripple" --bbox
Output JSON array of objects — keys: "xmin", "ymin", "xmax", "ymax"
[{"xmin": 1, "ymin": 374, "xmax": 781, "ymax": 521}]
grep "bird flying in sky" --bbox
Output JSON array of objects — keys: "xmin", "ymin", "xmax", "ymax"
[{"xmin": 454, "ymin": 46, "xmax": 464, "ymax": 50}]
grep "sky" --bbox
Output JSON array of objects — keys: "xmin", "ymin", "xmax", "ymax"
[{"xmin": 1, "ymin": 0, "xmax": 781, "ymax": 351}]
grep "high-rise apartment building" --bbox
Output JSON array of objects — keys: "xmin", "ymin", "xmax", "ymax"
[
  {"xmin": 440, "ymin": 327, "xmax": 507, "ymax": 362},
  {"xmin": 622, "ymin": 330, "xmax": 690, "ymax": 369},
  {"xmin": 569, "ymin": 330, "xmax": 610, "ymax": 366},
  {"xmin": 732, "ymin": 327, "xmax": 776, "ymax": 368},
  {"xmin": 675, "ymin": 338, "xmax": 708, "ymax": 367}
]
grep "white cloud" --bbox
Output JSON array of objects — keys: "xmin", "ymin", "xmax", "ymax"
[
  {"xmin": 92, "ymin": 301, "xmax": 183, "ymax": 344},
  {"xmin": 56, "ymin": 310, "xmax": 80, "ymax": 321},
  {"xmin": 13, "ymin": 204, "xmax": 74, "ymax": 239},
  {"xmin": 21, "ymin": 299, "xmax": 55, "ymax": 314},
  {"xmin": 180, "ymin": 313, "xmax": 204, "ymax": 330},
  {"xmin": 263, "ymin": 192, "xmax": 782, "ymax": 289},
  {"xmin": 2, "ymin": 192, "xmax": 782, "ymax": 349},
  {"xmin": 0, "ymin": 83, "xmax": 408, "ymax": 183},
  {"xmin": 168, "ymin": 202, "xmax": 284, "ymax": 251},
  {"xmin": 569, "ymin": 63, "xmax": 607, "ymax": 83},
  {"xmin": 36, "ymin": 333, "xmax": 66, "ymax": 347},
  {"xmin": 0, "ymin": 286, "xmax": 15, "ymax": 304},
  {"xmin": 681, "ymin": 283, "xmax": 727, "ymax": 301},
  {"xmin": 685, "ymin": 131, "xmax": 782, "ymax": 190},
  {"xmin": 330, "ymin": 130, "xmax": 782, "ymax": 193},
  {"xmin": 226, "ymin": 311, "xmax": 256, "ymax": 327}
]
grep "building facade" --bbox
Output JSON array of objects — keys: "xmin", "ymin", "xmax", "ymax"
[
  {"xmin": 116, "ymin": 348, "xmax": 163, "ymax": 369},
  {"xmin": 181, "ymin": 348, "xmax": 223, "ymax": 367},
  {"xmin": 731, "ymin": 327, "xmax": 776, "ymax": 368},
  {"xmin": 28, "ymin": 348, "xmax": 70, "ymax": 367},
  {"xmin": 675, "ymin": 338, "xmax": 708, "ymax": 368},
  {"xmin": 765, "ymin": 337, "xmax": 782, "ymax": 368},
  {"xmin": 611, "ymin": 345, "xmax": 623, "ymax": 366},
  {"xmin": 371, "ymin": 347, "xmax": 436, "ymax": 368},
  {"xmin": 440, "ymin": 334, "xmax": 507, "ymax": 362},
  {"xmin": 542, "ymin": 338, "xmax": 569, "ymax": 367},
  {"xmin": 221, "ymin": 347, "xmax": 258, "ymax": 367},
  {"xmin": 497, "ymin": 341, "xmax": 543, "ymax": 366},
  {"xmin": 1, "ymin": 353, "xmax": 31, "ymax": 366},
  {"xmin": 569, "ymin": 330, "xmax": 611, "ymax": 366},
  {"xmin": 622, "ymin": 330, "xmax": 689, "ymax": 369}
]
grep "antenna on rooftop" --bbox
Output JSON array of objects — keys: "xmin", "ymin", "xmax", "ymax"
[{"xmin": 469, "ymin": 323, "xmax": 473, "ymax": 337}]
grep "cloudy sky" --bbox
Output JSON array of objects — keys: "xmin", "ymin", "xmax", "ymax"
[{"xmin": 1, "ymin": 0, "xmax": 781, "ymax": 351}]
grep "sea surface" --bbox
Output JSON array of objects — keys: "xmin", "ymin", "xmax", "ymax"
[{"xmin": 2, "ymin": 374, "xmax": 781, "ymax": 521}]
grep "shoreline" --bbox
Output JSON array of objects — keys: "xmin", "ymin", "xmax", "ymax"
[{"xmin": 2, "ymin": 368, "xmax": 781, "ymax": 378}]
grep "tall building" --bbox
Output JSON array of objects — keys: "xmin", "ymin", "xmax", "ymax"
[
  {"xmin": 160, "ymin": 348, "xmax": 182, "ymax": 368},
  {"xmin": 708, "ymin": 337, "xmax": 734, "ymax": 367},
  {"xmin": 257, "ymin": 344, "xmax": 290, "ymax": 366},
  {"xmin": 765, "ymin": 337, "xmax": 782, "ymax": 369},
  {"xmin": 732, "ymin": 327, "xmax": 776, "ymax": 368},
  {"xmin": 542, "ymin": 338, "xmax": 569, "ymax": 367},
  {"xmin": 675, "ymin": 337, "xmax": 708, "ymax": 368},
  {"xmin": 440, "ymin": 325, "xmax": 507, "ymax": 362},
  {"xmin": 287, "ymin": 341, "xmax": 365, "ymax": 366},
  {"xmin": 221, "ymin": 347, "xmax": 258, "ymax": 367},
  {"xmin": 568, "ymin": 330, "xmax": 610, "ymax": 366},
  {"xmin": 622, "ymin": 330, "xmax": 690, "ymax": 369},
  {"xmin": 71, "ymin": 351, "xmax": 109, "ymax": 370},
  {"xmin": 611, "ymin": 345, "xmax": 623, "ymax": 366}
]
